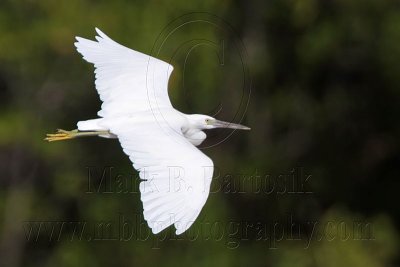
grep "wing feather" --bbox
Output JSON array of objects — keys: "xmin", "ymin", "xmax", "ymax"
[
  {"xmin": 74, "ymin": 28, "xmax": 173, "ymax": 117},
  {"xmin": 102, "ymin": 116, "xmax": 214, "ymax": 234}
]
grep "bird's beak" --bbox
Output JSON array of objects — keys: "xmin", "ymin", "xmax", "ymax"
[{"xmin": 212, "ymin": 120, "xmax": 251, "ymax": 130}]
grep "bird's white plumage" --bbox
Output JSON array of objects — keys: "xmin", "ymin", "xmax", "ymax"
[
  {"xmin": 74, "ymin": 28, "xmax": 214, "ymax": 234},
  {"xmin": 104, "ymin": 114, "xmax": 213, "ymax": 234},
  {"xmin": 75, "ymin": 28, "xmax": 174, "ymax": 118}
]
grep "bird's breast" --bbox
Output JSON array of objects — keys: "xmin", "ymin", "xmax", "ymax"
[{"xmin": 183, "ymin": 129, "xmax": 207, "ymax": 146}]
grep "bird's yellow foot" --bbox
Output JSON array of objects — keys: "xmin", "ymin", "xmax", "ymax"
[{"xmin": 45, "ymin": 129, "xmax": 78, "ymax": 142}]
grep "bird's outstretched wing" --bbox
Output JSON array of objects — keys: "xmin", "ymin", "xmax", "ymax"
[
  {"xmin": 75, "ymin": 29, "xmax": 214, "ymax": 234},
  {"xmin": 74, "ymin": 28, "xmax": 174, "ymax": 117},
  {"xmin": 102, "ymin": 114, "xmax": 214, "ymax": 235}
]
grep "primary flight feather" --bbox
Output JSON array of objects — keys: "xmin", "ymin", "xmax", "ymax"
[{"xmin": 46, "ymin": 28, "xmax": 250, "ymax": 235}]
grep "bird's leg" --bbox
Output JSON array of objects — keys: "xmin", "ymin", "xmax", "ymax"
[{"xmin": 45, "ymin": 129, "xmax": 110, "ymax": 142}]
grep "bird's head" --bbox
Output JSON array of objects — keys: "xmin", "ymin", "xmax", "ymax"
[{"xmin": 189, "ymin": 114, "xmax": 251, "ymax": 130}]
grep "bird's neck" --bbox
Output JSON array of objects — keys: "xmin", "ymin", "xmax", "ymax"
[{"xmin": 183, "ymin": 114, "xmax": 205, "ymax": 131}]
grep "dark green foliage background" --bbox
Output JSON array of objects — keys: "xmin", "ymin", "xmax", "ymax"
[{"xmin": 0, "ymin": 0, "xmax": 399, "ymax": 266}]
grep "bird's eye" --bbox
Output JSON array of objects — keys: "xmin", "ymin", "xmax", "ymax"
[{"xmin": 205, "ymin": 119, "xmax": 210, "ymax": 124}]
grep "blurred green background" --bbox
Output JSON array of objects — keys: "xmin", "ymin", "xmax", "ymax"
[{"xmin": 0, "ymin": 0, "xmax": 399, "ymax": 266}]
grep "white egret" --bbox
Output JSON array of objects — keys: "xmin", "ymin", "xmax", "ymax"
[{"xmin": 46, "ymin": 28, "xmax": 250, "ymax": 235}]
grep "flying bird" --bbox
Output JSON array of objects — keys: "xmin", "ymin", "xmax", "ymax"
[{"xmin": 46, "ymin": 28, "xmax": 250, "ymax": 235}]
